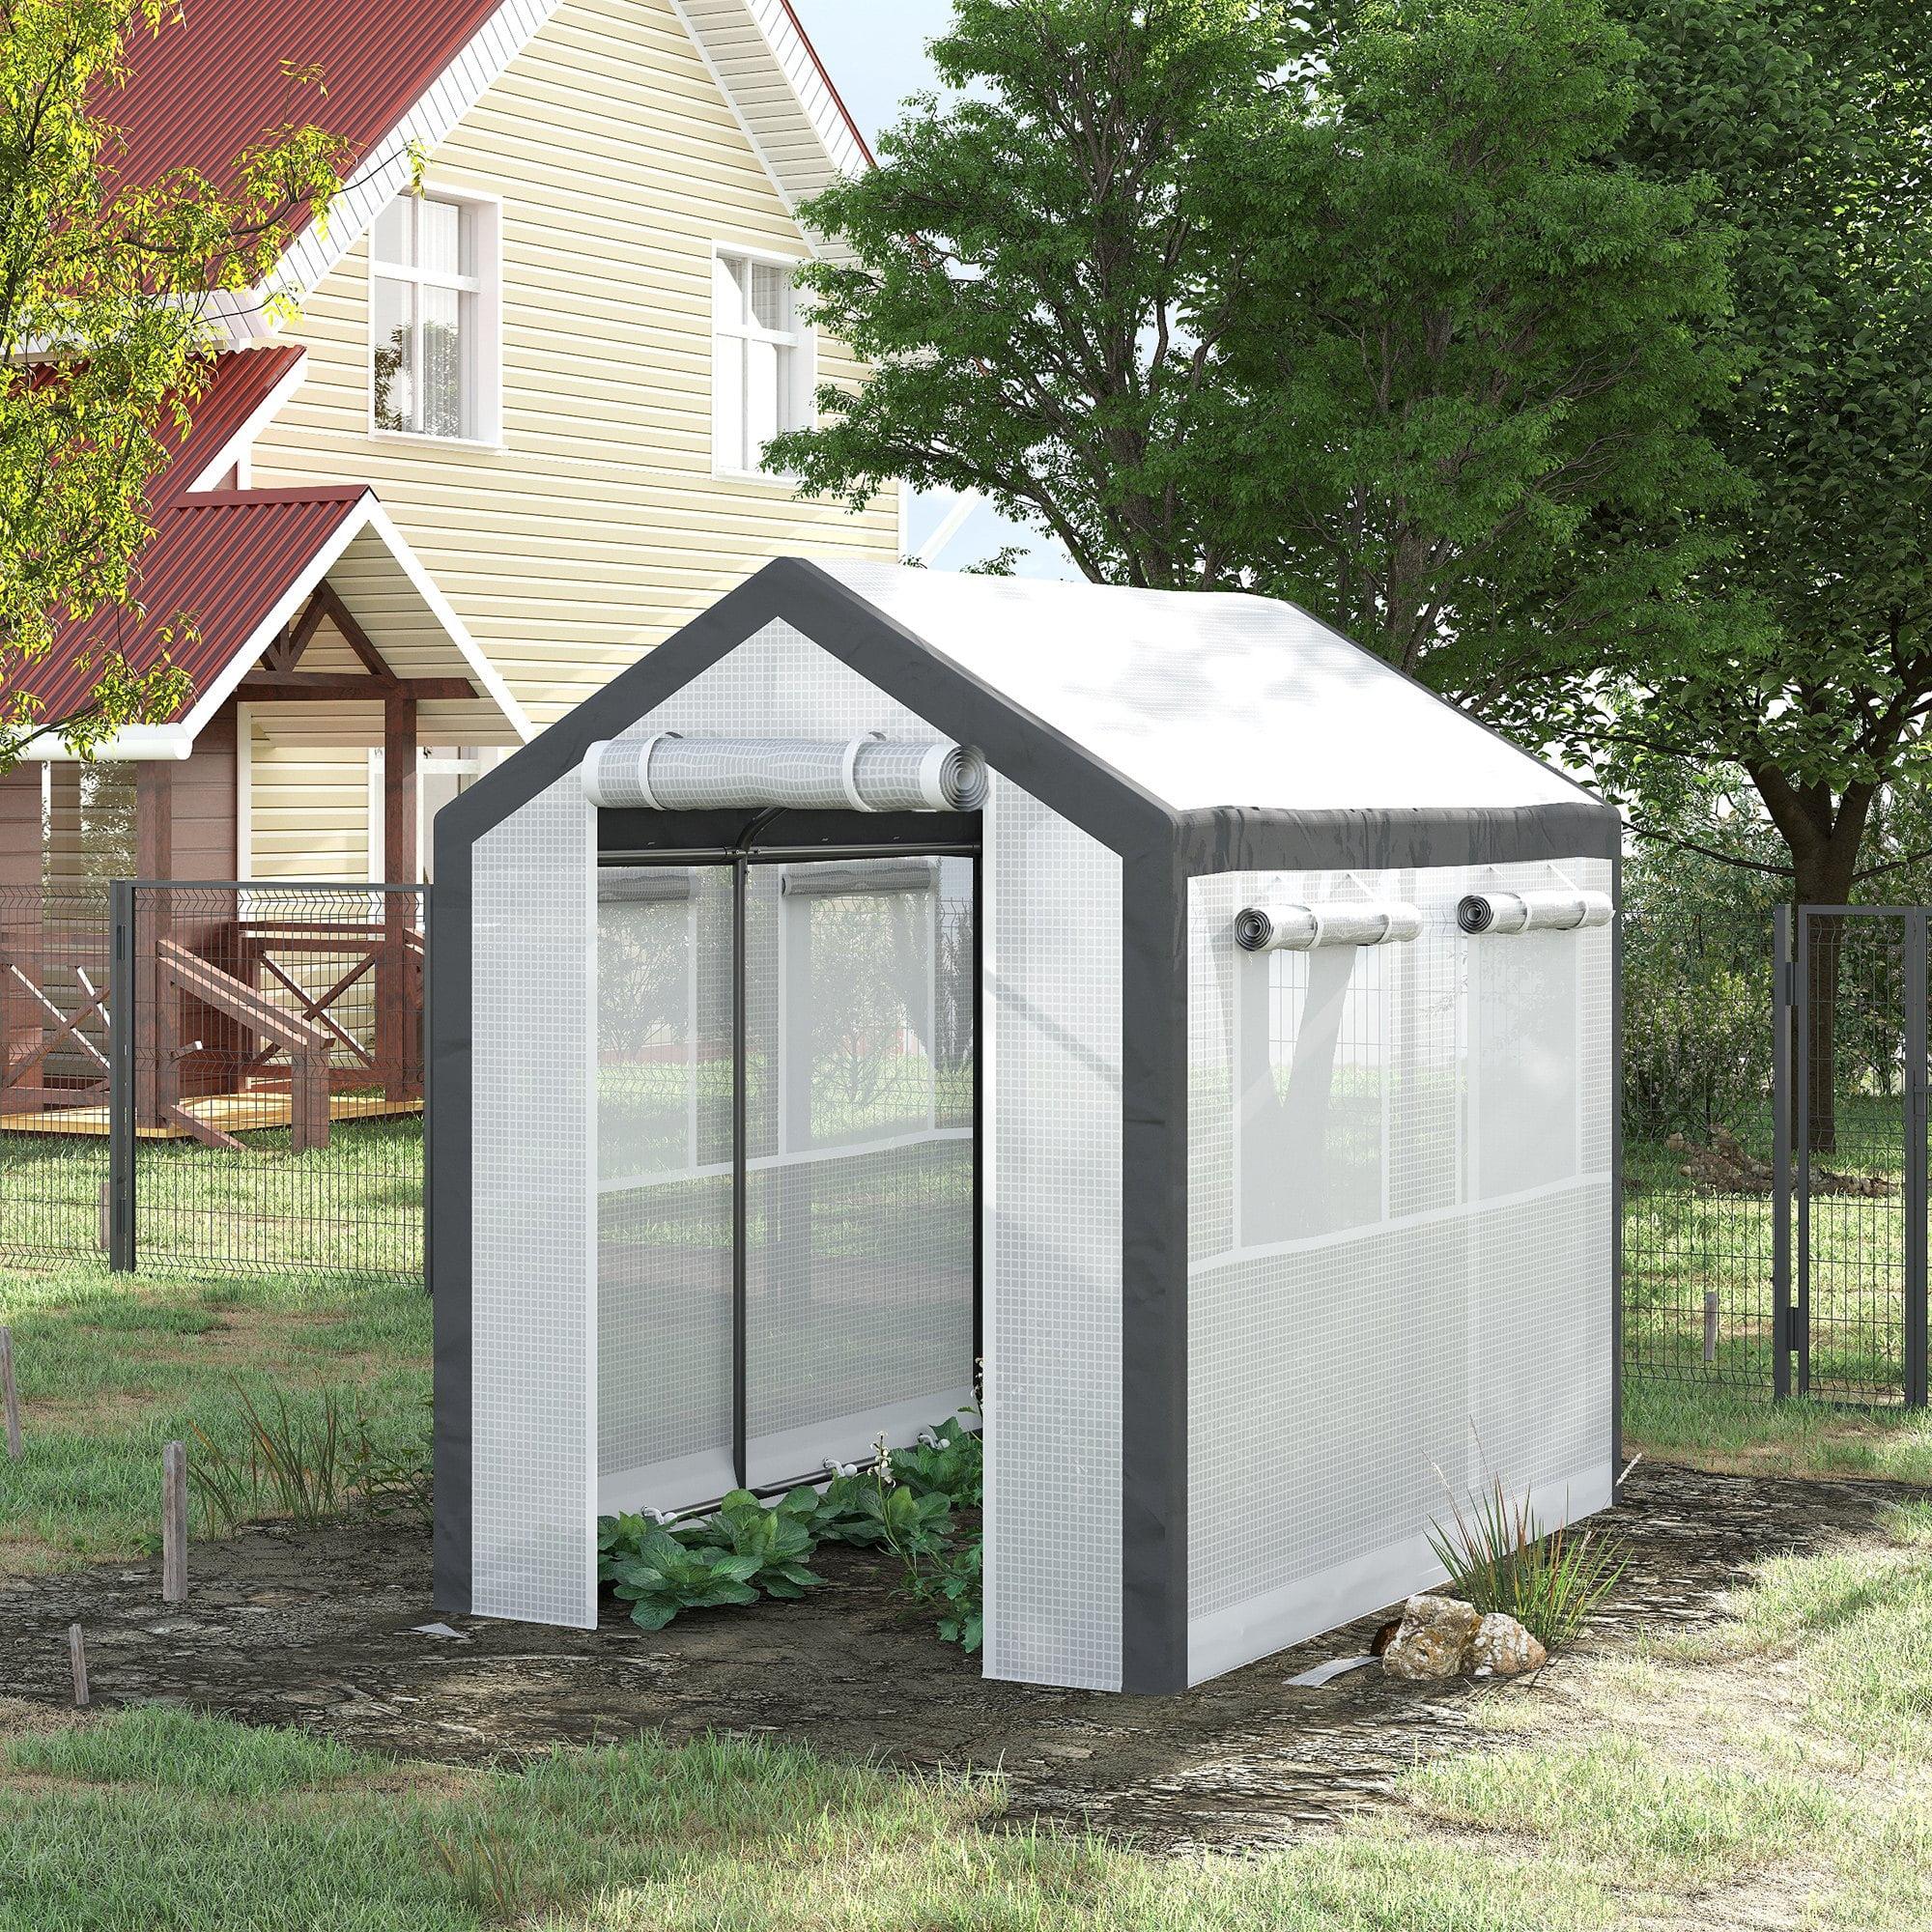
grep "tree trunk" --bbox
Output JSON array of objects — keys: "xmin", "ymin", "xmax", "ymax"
[
  {"xmin": 1792, "ymin": 836, "xmax": 1864, "ymax": 1158},
  {"xmin": 1748, "ymin": 767, "xmax": 1874, "ymax": 1160}
]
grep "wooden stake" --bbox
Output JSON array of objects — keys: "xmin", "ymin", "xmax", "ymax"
[
  {"xmin": 68, "ymin": 1624, "xmax": 88, "ymax": 1707},
  {"xmin": 1, "ymin": 1325, "xmax": 20, "ymax": 1459},
  {"xmin": 1703, "ymin": 1290, "xmax": 1720, "ymax": 1365},
  {"xmin": 161, "ymin": 1439, "xmax": 187, "ymax": 1603}
]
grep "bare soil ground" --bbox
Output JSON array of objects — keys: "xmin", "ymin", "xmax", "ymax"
[{"xmin": 0, "ymin": 1460, "xmax": 1912, "ymax": 1854}]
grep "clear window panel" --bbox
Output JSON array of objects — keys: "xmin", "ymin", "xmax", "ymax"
[
  {"xmin": 420, "ymin": 197, "xmax": 462, "ymax": 276},
  {"xmin": 1237, "ymin": 941, "xmax": 1388, "ymax": 1243},
  {"xmin": 596, "ymin": 867, "xmax": 736, "ymax": 1515},
  {"xmin": 744, "ymin": 337, "xmax": 781, "ymax": 457},
  {"xmin": 745, "ymin": 859, "xmax": 976, "ymax": 1488},
  {"xmin": 714, "ymin": 253, "xmax": 748, "ymax": 328},
  {"xmin": 750, "ymin": 260, "xmax": 791, "ymax": 331},
  {"xmin": 421, "ymin": 284, "xmax": 466, "ymax": 439},
  {"xmin": 372, "ymin": 276, "xmax": 415, "ymax": 431},
  {"xmin": 372, "ymin": 197, "xmax": 413, "ymax": 267}
]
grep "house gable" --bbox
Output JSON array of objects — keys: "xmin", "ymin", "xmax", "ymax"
[{"xmin": 245, "ymin": 0, "xmax": 900, "ymax": 729}]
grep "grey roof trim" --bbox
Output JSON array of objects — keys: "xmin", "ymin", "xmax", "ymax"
[
  {"xmin": 438, "ymin": 556, "xmax": 1178, "ymax": 859},
  {"xmin": 1176, "ymin": 802, "xmax": 1622, "ymax": 878}
]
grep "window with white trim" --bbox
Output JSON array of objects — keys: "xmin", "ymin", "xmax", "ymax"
[
  {"xmin": 371, "ymin": 192, "xmax": 499, "ymax": 442},
  {"xmin": 712, "ymin": 249, "xmax": 810, "ymax": 475}
]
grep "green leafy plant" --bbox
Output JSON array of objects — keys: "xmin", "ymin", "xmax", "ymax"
[
  {"xmin": 930, "ymin": 1531, "xmax": 984, "ymax": 1655},
  {"xmin": 607, "ymin": 1528, "xmax": 761, "ymax": 1633},
  {"xmin": 674, "ymin": 1491, "xmax": 824, "ymax": 1600},
  {"xmin": 888, "ymin": 1414, "xmax": 982, "ymax": 1509},
  {"xmin": 1428, "ymin": 1477, "xmax": 1629, "ymax": 1651}
]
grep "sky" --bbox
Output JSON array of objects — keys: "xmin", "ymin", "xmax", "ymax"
[{"xmin": 783, "ymin": 2, "xmax": 1075, "ymax": 578}]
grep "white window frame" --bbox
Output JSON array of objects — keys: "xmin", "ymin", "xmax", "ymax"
[
  {"xmin": 368, "ymin": 186, "xmax": 504, "ymax": 450},
  {"xmin": 711, "ymin": 242, "xmax": 815, "ymax": 481}
]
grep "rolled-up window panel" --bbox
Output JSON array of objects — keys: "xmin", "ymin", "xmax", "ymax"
[
  {"xmin": 781, "ymin": 861, "xmax": 936, "ymax": 898},
  {"xmin": 582, "ymin": 736, "xmax": 989, "ymax": 812},
  {"xmin": 1235, "ymin": 899, "xmax": 1424, "ymax": 952},
  {"xmin": 596, "ymin": 867, "xmax": 694, "ymax": 903},
  {"xmin": 1458, "ymin": 890, "xmax": 1614, "ymax": 936}
]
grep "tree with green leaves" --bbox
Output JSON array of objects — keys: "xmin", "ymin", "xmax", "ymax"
[
  {"xmin": 1575, "ymin": 0, "xmax": 1932, "ymax": 917},
  {"xmin": 0, "ymin": 0, "xmax": 348, "ymax": 772},
  {"xmin": 770, "ymin": 0, "xmax": 1733, "ymax": 706}
]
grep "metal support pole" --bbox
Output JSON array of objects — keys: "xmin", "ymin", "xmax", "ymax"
[
  {"xmin": 1772, "ymin": 905, "xmax": 1794, "ymax": 1399},
  {"xmin": 108, "ymin": 880, "xmax": 137, "ymax": 1274},
  {"xmin": 731, "ymin": 841, "xmax": 749, "ymax": 1491},
  {"xmin": 1906, "ymin": 912, "xmax": 1929, "ymax": 1408}
]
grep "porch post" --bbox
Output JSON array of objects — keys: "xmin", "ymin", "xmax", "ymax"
[
  {"xmin": 0, "ymin": 767, "xmax": 43, "ymax": 1116},
  {"xmin": 380, "ymin": 688, "xmax": 418, "ymax": 1098},
  {"xmin": 135, "ymin": 760, "xmax": 175, "ymax": 1129}
]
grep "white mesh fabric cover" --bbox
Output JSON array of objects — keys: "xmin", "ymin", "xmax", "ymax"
[
  {"xmin": 981, "ymin": 787, "xmax": 1122, "ymax": 1690},
  {"xmin": 582, "ymin": 735, "xmax": 988, "ymax": 811},
  {"xmin": 1185, "ymin": 859, "xmax": 1613, "ymax": 1684},
  {"xmin": 470, "ymin": 780, "xmax": 598, "ymax": 1627},
  {"xmin": 471, "ymin": 614, "xmax": 1124, "ymax": 1685}
]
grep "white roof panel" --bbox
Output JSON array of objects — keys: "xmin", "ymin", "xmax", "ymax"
[{"xmin": 813, "ymin": 562, "xmax": 1593, "ymax": 816}]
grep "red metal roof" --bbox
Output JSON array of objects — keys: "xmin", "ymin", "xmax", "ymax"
[
  {"xmin": 105, "ymin": 0, "xmax": 508, "ymax": 212},
  {"xmin": 7, "ymin": 488, "xmax": 369, "ymax": 729},
  {"xmin": 153, "ymin": 345, "xmax": 307, "ymax": 505},
  {"xmin": 1, "ymin": 347, "xmax": 337, "ymax": 729}
]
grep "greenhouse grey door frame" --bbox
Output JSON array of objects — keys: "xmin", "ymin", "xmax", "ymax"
[
  {"xmin": 1777, "ymin": 904, "xmax": 1929, "ymax": 1408},
  {"xmin": 600, "ymin": 805, "xmax": 982, "ymax": 1499}
]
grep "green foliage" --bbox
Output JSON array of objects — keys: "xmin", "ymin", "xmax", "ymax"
[
  {"xmin": 186, "ymin": 1380, "xmax": 431, "ymax": 1532},
  {"xmin": 888, "ymin": 1413, "xmax": 983, "ymax": 1509},
  {"xmin": 346, "ymin": 1396, "xmax": 434, "ymax": 1525},
  {"xmin": 773, "ymin": 0, "xmax": 1730, "ymax": 707},
  {"xmin": 0, "ymin": 0, "xmax": 348, "ymax": 769},
  {"xmin": 1428, "ymin": 1477, "xmax": 1629, "ymax": 1650},
  {"xmin": 1557, "ymin": 1, "xmax": 1932, "ymax": 899},
  {"xmin": 186, "ymin": 1382, "xmax": 352, "ymax": 1530},
  {"xmin": 596, "ymin": 1415, "xmax": 983, "ymax": 1644},
  {"xmin": 674, "ymin": 1490, "xmax": 826, "ymax": 1600},
  {"xmin": 1245, "ymin": 0, "xmax": 1736, "ymax": 696},
  {"xmin": 607, "ymin": 1527, "xmax": 762, "ymax": 1633}
]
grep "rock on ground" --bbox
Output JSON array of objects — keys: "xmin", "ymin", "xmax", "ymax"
[
  {"xmin": 1467, "ymin": 1611, "xmax": 1547, "ymax": 1678},
  {"xmin": 1381, "ymin": 1595, "xmax": 1479, "ymax": 1680}
]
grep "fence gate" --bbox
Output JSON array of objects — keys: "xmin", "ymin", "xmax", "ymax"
[
  {"xmin": 104, "ymin": 880, "xmax": 427, "ymax": 1281},
  {"xmin": 1777, "ymin": 905, "xmax": 1930, "ymax": 1406}
]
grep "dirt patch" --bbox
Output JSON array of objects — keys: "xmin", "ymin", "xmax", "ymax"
[{"xmin": 0, "ymin": 1462, "xmax": 1914, "ymax": 1854}]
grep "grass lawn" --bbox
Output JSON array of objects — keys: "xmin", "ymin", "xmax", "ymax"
[
  {"xmin": 0, "ymin": 1117, "xmax": 424, "ymax": 1281},
  {"xmin": 1624, "ymin": 1374, "xmax": 1932, "ymax": 1483},
  {"xmin": 0, "ymin": 1254, "xmax": 430, "ymax": 1576},
  {"xmin": 2, "ymin": 1491, "xmax": 1930, "ymax": 1930}
]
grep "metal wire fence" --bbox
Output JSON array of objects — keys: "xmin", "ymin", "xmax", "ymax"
[
  {"xmin": 0, "ymin": 883, "xmax": 115, "ymax": 1261},
  {"xmin": 0, "ymin": 881, "xmax": 424, "ymax": 1284},
  {"xmin": 1621, "ymin": 899, "xmax": 1781, "ymax": 1394}
]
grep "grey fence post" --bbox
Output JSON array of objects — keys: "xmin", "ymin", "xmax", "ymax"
[
  {"xmin": 1906, "ymin": 912, "xmax": 1929, "ymax": 1409},
  {"xmin": 108, "ymin": 880, "xmax": 137, "ymax": 1274},
  {"xmin": 1772, "ymin": 905, "xmax": 1793, "ymax": 1399}
]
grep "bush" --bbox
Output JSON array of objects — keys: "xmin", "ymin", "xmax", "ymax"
[{"xmin": 1428, "ymin": 1477, "xmax": 1627, "ymax": 1651}]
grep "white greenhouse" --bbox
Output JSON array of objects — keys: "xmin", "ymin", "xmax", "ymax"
[{"xmin": 429, "ymin": 558, "xmax": 1620, "ymax": 1693}]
